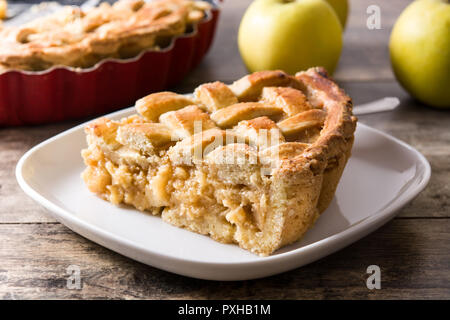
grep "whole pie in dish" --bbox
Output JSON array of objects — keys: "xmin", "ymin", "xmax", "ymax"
[
  {"xmin": 81, "ymin": 67, "xmax": 357, "ymax": 256},
  {"xmin": 0, "ymin": 0, "xmax": 211, "ymax": 72}
]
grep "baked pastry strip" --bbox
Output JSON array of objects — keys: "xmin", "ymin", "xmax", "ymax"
[{"xmin": 81, "ymin": 67, "xmax": 357, "ymax": 256}]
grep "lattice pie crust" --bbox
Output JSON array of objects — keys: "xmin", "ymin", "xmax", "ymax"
[
  {"xmin": 0, "ymin": 0, "xmax": 210, "ymax": 72},
  {"xmin": 81, "ymin": 67, "xmax": 357, "ymax": 256}
]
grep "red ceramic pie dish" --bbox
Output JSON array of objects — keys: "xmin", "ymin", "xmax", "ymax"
[{"xmin": 0, "ymin": 8, "xmax": 219, "ymax": 126}]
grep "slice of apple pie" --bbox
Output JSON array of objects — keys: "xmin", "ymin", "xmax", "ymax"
[{"xmin": 81, "ymin": 67, "xmax": 357, "ymax": 256}]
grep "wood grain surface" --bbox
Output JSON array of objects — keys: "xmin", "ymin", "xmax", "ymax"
[{"xmin": 1, "ymin": 0, "xmax": 449, "ymax": 299}]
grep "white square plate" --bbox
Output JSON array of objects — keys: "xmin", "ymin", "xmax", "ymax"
[{"xmin": 16, "ymin": 107, "xmax": 430, "ymax": 280}]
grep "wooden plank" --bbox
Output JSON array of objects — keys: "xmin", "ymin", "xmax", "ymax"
[
  {"xmin": 0, "ymin": 123, "xmax": 78, "ymax": 223},
  {"xmin": 0, "ymin": 219, "xmax": 448, "ymax": 299},
  {"xmin": 0, "ymin": 0, "xmax": 447, "ymax": 300}
]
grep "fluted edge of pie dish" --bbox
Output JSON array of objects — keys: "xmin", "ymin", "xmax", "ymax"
[{"xmin": 0, "ymin": 8, "xmax": 219, "ymax": 126}]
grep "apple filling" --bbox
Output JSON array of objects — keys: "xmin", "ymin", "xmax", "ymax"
[
  {"xmin": 81, "ymin": 68, "xmax": 357, "ymax": 255},
  {"xmin": 81, "ymin": 118, "xmax": 322, "ymax": 255}
]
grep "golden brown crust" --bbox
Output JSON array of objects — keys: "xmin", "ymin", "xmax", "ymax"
[
  {"xmin": 277, "ymin": 109, "xmax": 327, "ymax": 136},
  {"xmin": 260, "ymin": 142, "xmax": 310, "ymax": 161},
  {"xmin": 276, "ymin": 67, "xmax": 357, "ymax": 213},
  {"xmin": 211, "ymin": 102, "xmax": 283, "ymax": 128},
  {"xmin": 194, "ymin": 81, "xmax": 238, "ymax": 112},
  {"xmin": 236, "ymin": 116, "xmax": 278, "ymax": 131},
  {"xmin": 295, "ymin": 67, "xmax": 357, "ymax": 160},
  {"xmin": 234, "ymin": 117, "xmax": 285, "ymax": 148},
  {"xmin": 0, "ymin": 0, "xmax": 211, "ymax": 72},
  {"xmin": 136, "ymin": 91, "xmax": 194, "ymax": 122},
  {"xmin": 261, "ymin": 86, "xmax": 312, "ymax": 116},
  {"xmin": 159, "ymin": 105, "xmax": 218, "ymax": 139},
  {"xmin": 85, "ymin": 117, "xmax": 121, "ymax": 149},
  {"xmin": 229, "ymin": 70, "xmax": 301, "ymax": 102},
  {"xmin": 81, "ymin": 67, "xmax": 357, "ymax": 256},
  {"xmin": 117, "ymin": 123, "xmax": 173, "ymax": 147}
]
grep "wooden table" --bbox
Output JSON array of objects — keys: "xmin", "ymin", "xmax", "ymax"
[{"xmin": 1, "ymin": 0, "xmax": 449, "ymax": 299}]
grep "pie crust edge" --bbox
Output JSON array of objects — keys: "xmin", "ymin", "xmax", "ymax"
[{"xmin": 80, "ymin": 67, "xmax": 357, "ymax": 256}]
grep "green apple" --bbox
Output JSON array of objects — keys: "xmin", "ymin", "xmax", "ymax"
[
  {"xmin": 324, "ymin": 0, "xmax": 349, "ymax": 28},
  {"xmin": 238, "ymin": 0, "xmax": 343, "ymax": 75},
  {"xmin": 389, "ymin": 0, "xmax": 450, "ymax": 108}
]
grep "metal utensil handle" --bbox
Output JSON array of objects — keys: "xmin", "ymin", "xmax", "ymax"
[{"xmin": 354, "ymin": 97, "xmax": 400, "ymax": 115}]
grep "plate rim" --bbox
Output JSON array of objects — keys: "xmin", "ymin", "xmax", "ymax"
[{"xmin": 15, "ymin": 107, "xmax": 431, "ymax": 277}]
